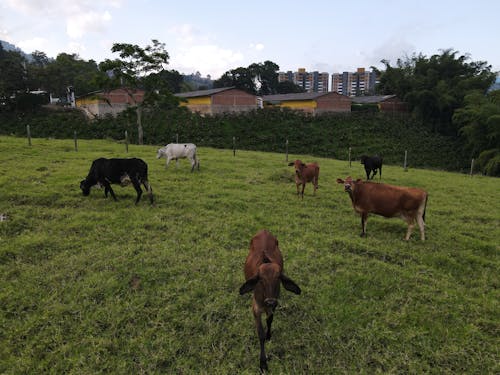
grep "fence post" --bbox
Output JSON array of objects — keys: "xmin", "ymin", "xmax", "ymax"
[
  {"xmin": 285, "ymin": 139, "xmax": 289, "ymax": 162},
  {"xmin": 27, "ymin": 125, "xmax": 31, "ymax": 146},
  {"xmin": 470, "ymin": 158, "xmax": 474, "ymax": 177},
  {"xmin": 233, "ymin": 137, "xmax": 236, "ymax": 157},
  {"xmin": 125, "ymin": 131, "xmax": 129, "ymax": 153},
  {"xmin": 73, "ymin": 131, "xmax": 78, "ymax": 151},
  {"xmin": 404, "ymin": 150, "xmax": 408, "ymax": 172},
  {"xmin": 348, "ymin": 147, "xmax": 352, "ymax": 168},
  {"xmin": 176, "ymin": 133, "xmax": 179, "ymax": 143}
]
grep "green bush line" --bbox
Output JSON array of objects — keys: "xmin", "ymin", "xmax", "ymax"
[{"xmin": 0, "ymin": 107, "xmax": 469, "ymax": 171}]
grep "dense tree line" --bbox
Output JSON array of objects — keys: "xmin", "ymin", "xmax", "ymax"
[
  {"xmin": 375, "ymin": 49, "xmax": 499, "ymax": 175},
  {"xmin": 0, "ymin": 41, "xmax": 498, "ymax": 175}
]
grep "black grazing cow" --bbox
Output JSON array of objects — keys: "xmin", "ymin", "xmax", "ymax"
[
  {"xmin": 360, "ymin": 155, "xmax": 383, "ymax": 180},
  {"xmin": 80, "ymin": 158, "xmax": 153, "ymax": 204}
]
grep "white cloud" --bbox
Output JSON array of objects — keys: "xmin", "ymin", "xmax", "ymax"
[
  {"xmin": 66, "ymin": 10, "xmax": 112, "ymax": 39},
  {"xmin": 171, "ymin": 44, "xmax": 244, "ymax": 78},
  {"xmin": 17, "ymin": 37, "xmax": 49, "ymax": 53},
  {"xmin": 67, "ymin": 41, "xmax": 87, "ymax": 56},
  {"xmin": 250, "ymin": 43, "xmax": 264, "ymax": 51}
]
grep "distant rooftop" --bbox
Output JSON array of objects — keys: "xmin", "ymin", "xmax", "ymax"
[
  {"xmin": 175, "ymin": 87, "xmax": 236, "ymax": 98},
  {"xmin": 351, "ymin": 95, "xmax": 397, "ymax": 104}
]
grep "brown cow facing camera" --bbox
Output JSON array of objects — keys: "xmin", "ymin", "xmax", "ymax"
[
  {"xmin": 337, "ymin": 176, "xmax": 428, "ymax": 240},
  {"xmin": 288, "ymin": 159, "xmax": 319, "ymax": 199},
  {"xmin": 239, "ymin": 230, "xmax": 301, "ymax": 372}
]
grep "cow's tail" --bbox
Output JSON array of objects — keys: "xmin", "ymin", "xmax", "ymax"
[{"xmin": 422, "ymin": 193, "xmax": 428, "ymax": 223}]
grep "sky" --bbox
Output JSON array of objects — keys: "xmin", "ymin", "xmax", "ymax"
[{"xmin": 1, "ymin": 0, "xmax": 499, "ymax": 80}]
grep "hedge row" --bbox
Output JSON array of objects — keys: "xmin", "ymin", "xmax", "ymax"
[{"xmin": 0, "ymin": 107, "xmax": 470, "ymax": 171}]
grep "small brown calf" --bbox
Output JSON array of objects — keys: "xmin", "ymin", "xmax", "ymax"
[
  {"xmin": 239, "ymin": 230, "xmax": 301, "ymax": 372},
  {"xmin": 288, "ymin": 159, "xmax": 319, "ymax": 199}
]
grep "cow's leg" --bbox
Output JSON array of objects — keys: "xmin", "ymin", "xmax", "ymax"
[
  {"xmin": 103, "ymin": 181, "xmax": 117, "ymax": 201},
  {"xmin": 313, "ymin": 177, "xmax": 318, "ymax": 195},
  {"xmin": 379, "ymin": 166, "xmax": 382, "ymax": 180},
  {"xmin": 175, "ymin": 158, "xmax": 179, "ymax": 168},
  {"xmin": 190, "ymin": 158, "xmax": 195, "ymax": 172},
  {"xmin": 143, "ymin": 180, "xmax": 154, "ymax": 205},
  {"xmin": 165, "ymin": 156, "xmax": 172, "ymax": 169},
  {"xmin": 405, "ymin": 219, "xmax": 415, "ymax": 240},
  {"xmin": 371, "ymin": 169, "xmax": 377, "ymax": 179},
  {"xmin": 131, "ymin": 177, "xmax": 143, "ymax": 204},
  {"xmin": 265, "ymin": 313, "xmax": 274, "ymax": 341},
  {"xmin": 417, "ymin": 215, "xmax": 425, "ymax": 241},
  {"xmin": 301, "ymin": 183, "xmax": 305, "ymax": 199},
  {"xmin": 295, "ymin": 181, "xmax": 300, "ymax": 197},
  {"xmin": 365, "ymin": 168, "xmax": 370, "ymax": 180},
  {"xmin": 360, "ymin": 213, "xmax": 368, "ymax": 237},
  {"xmin": 253, "ymin": 309, "xmax": 268, "ymax": 372}
]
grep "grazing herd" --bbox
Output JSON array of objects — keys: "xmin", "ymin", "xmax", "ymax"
[{"xmin": 79, "ymin": 146, "xmax": 428, "ymax": 372}]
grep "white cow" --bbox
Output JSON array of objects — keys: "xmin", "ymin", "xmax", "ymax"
[{"xmin": 156, "ymin": 143, "xmax": 200, "ymax": 172}]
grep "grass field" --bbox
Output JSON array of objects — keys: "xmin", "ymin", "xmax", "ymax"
[{"xmin": 0, "ymin": 135, "xmax": 498, "ymax": 374}]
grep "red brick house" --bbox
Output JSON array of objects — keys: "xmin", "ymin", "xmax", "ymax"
[
  {"xmin": 75, "ymin": 88, "xmax": 145, "ymax": 118},
  {"xmin": 175, "ymin": 87, "xmax": 258, "ymax": 115}
]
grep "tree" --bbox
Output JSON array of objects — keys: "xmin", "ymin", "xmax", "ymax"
[
  {"xmin": 276, "ymin": 81, "xmax": 305, "ymax": 94},
  {"xmin": 452, "ymin": 90, "xmax": 500, "ymax": 175},
  {"xmin": 34, "ymin": 53, "xmax": 104, "ymax": 100},
  {"xmin": 214, "ymin": 66, "xmax": 255, "ymax": 93},
  {"xmin": 0, "ymin": 44, "xmax": 27, "ymax": 99},
  {"xmin": 99, "ymin": 39, "xmax": 177, "ymax": 144},
  {"xmin": 377, "ymin": 49, "xmax": 496, "ymax": 135},
  {"xmin": 248, "ymin": 60, "xmax": 280, "ymax": 95},
  {"xmin": 213, "ymin": 60, "xmax": 281, "ymax": 95}
]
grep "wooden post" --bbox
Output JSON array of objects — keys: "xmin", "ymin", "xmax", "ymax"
[
  {"xmin": 285, "ymin": 139, "xmax": 289, "ymax": 162},
  {"xmin": 470, "ymin": 158, "xmax": 474, "ymax": 177},
  {"xmin": 233, "ymin": 136, "xmax": 236, "ymax": 157},
  {"xmin": 176, "ymin": 133, "xmax": 179, "ymax": 143},
  {"xmin": 404, "ymin": 150, "xmax": 408, "ymax": 171},
  {"xmin": 73, "ymin": 131, "xmax": 78, "ymax": 151},
  {"xmin": 27, "ymin": 125, "xmax": 31, "ymax": 146},
  {"xmin": 348, "ymin": 147, "xmax": 352, "ymax": 168},
  {"xmin": 125, "ymin": 131, "xmax": 129, "ymax": 153}
]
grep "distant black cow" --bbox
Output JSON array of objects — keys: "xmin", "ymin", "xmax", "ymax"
[
  {"xmin": 80, "ymin": 158, "xmax": 153, "ymax": 204},
  {"xmin": 360, "ymin": 155, "xmax": 383, "ymax": 180}
]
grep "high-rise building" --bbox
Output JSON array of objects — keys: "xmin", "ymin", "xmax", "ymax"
[
  {"xmin": 278, "ymin": 68, "xmax": 329, "ymax": 93},
  {"xmin": 331, "ymin": 68, "xmax": 378, "ymax": 96}
]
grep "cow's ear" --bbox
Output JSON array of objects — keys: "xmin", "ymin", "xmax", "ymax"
[
  {"xmin": 336, "ymin": 178, "xmax": 344, "ymax": 184},
  {"xmin": 288, "ymin": 162, "xmax": 294, "ymax": 166},
  {"xmin": 280, "ymin": 274, "xmax": 301, "ymax": 295},
  {"xmin": 355, "ymin": 179, "xmax": 363, "ymax": 183},
  {"xmin": 301, "ymin": 163, "xmax": 306, "ymax": 168},
  {"xmin": 239, "ymin": 275, "xmax": 259, "ymax": 295}
]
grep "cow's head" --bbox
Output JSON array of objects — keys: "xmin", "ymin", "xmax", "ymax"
[
  {"xmin": 336, "ymin": 176, "xmax": 362, "ymax": 192},
  {"xmin": 239, "ymin": 264, "xmax": 301, "ymax": 310},
  {"xmin": 360, "ymin": 155, "xmax": 368, "ymax": 164},
  {"xmin": 80, "ymin": 179, "xmax": 91, "ymax": 196},
  {"xmin": 288, "ymin": 159, "xmax": 306, "ymax": 176},
  {"xmin": 156, "ymin": 148, "xmax": 165, "ymax": 159}
]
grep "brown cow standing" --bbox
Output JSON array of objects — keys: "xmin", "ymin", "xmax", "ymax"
[
  {"xmin": 288, "ymin": 159, "xmax": 319, "ymax": 199},
  {"xmin": 239, "ymin": 230, "xmax": 301, "ymax": 372},
  {"xmin": 337, "ymin": 176, "xmax": 428, "ymax": 240}
]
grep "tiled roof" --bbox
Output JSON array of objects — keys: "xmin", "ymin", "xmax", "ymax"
[
  {"xmin": 262, "ymin": 92, "xmax": 334, "ymax": 102},
  {"xmin": 351, "ymin": 95, "xmax": 396, "ymax": 104},
  {"xmin": 175, "ymin": 87, "xmax": 236, "ymax": 98}
]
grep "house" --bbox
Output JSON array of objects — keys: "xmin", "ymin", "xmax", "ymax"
[
  {"xmin": 351, "ymin": 95, "xmax": 408, "ymax": 113},
  {"xmin": 262, "ymin": 92, "xmax": 352, "ymax": 114},
  {"xmin": 75, "ymin": 88, "xmax": 145, "ymax": 118},
  {"xmin": 175, "ymin": 87, "xmax": 258, "ymax": 115}
]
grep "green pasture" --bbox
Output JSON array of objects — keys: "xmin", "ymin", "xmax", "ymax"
[{"xmin": 0, "ymin": 136, "xmax": 498, "ymax": 374}]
